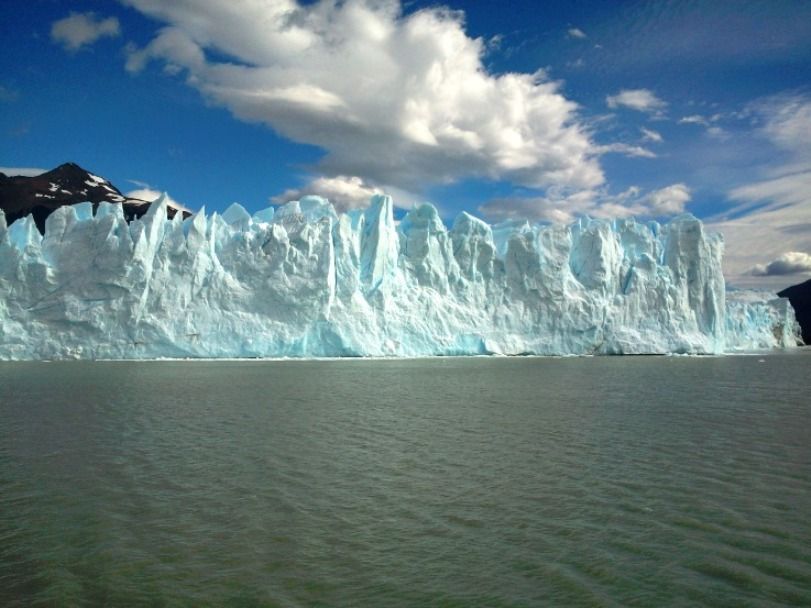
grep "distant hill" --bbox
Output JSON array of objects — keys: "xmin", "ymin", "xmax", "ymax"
[
  {"xmin": 778, "ymin": 278, "xmax": 811, "ymax": 345},
  {"xmin": 0, "ymin": 162, "xmax": 189, "ymax": 233}
]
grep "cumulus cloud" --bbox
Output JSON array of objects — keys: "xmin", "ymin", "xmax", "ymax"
[
  {"xmin": 567, "ymin": 28, "xmax": 587, "ymax": 39},
  {"xmin": 51, "ymin": 12, "xmax": 120, "ymax": 52},
  {"xmin": 645, "ymin": 183, "xmax": 690, "ymax": 215},
  {"xmin": 121, "ymin": 0, "xmax": 605, "ymax": 195},
  {"xmin": 478, "ymin": 192, "xmax": 585, "ymax": 225},
  {"xmin": 605, "ymin": 89, "xmax": 666, "ymax": 114},
  {"xmin": 125, "ymin": 188, "xmax": 162, "ymax": 201},
  {"xmin": 478, "ymin": 183, "xmax": 690, "ymax": 224},
  {"xmin": 272, "ymin": 174, "xmax": 423, "ymax": 212},
  {"xmin": 0, "ymin": 166, "xmax": 47, "ymax": 177},
  {"xmin": 749, "ymin": 252, "xmax": 811, "ymax": 277},
  {"xmin": 272, "ymin": 175, "xmax": 382, "ymax": 211}
]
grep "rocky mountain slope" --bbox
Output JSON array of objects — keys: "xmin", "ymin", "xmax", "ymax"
[
  {"xmin": 778, "ymin": 278, "xmax": 810, "ymax": 344},
  {"xmin": 0, "ymin": 163, "xmax": 188, "ymax": 233}
]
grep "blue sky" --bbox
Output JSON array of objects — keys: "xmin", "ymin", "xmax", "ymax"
[{"xmin": 1, "ymin": 0, "xmax": 810, "ymax": 287}]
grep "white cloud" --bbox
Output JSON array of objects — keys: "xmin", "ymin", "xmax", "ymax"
[
  {"xmin": 125, "ymin": 188, "xmax": 162, "ymax": 201},
  {"xmin": 272, "ymin": 175, "xmax": 423, "ymax": 212},
  {"xmin": 678, "ymin": 113, "xmax": 723, "ymax": 136},
  {"xmin": 678, "ymin": 114, "xmax": 709, "ymax": 126},
  {"xmin": 708, "ymin": 194, "xmax": 811, "ymax": 289},
  {"xmin": 0, "ymin": 166, "xmax": 47, "ymax": 177},
  {"xmin": 605, "ymin": 89, "xmax": 666, "ymax": 114},
  {"xmin": 486, "ymin": 34, "xmax": 504, "ymax": 51},
  {"xmin": 126, "ymin": 178, "xmax": 152, "ymax": 190},
  {"xmin": 122, "ymin": 0, "xmax": 604, "ymax": 195},
  {"xmin": 51, "ymin": 12, "xmax": 120, "ymax": 52},
  {"xmin": 729, "ymin": 168, "xmax": 811, "ymax": 209},
  {"xmin": 567, "ymin": 28, "xmax": 587, "ymax": 39},
  {"xmin": 596, "ymin": 143, "xmax": 656, "ymax": 158},
  {"xmin": 645, "ymin": 183, "xmax": 690, "ymax": 215},
  {"xmin": 724, "ymin": 95, "xmax": 811, "ymax": 210},
  {"xmin": 478, "ymin": 183, "xmax": 690, "ymax": 224},
  {"xmin": 125, "ymin": 188, "xmax": 190, "ymax": 213},
  {"xmin": 273, "ymin": 175, "xmax": 382, "ymax": 211},
  {"xmin": 758, "ymin": 95, "xmax": 811, "ymax": 154},
  {"xmin": 640, "ymin": 127, "xmax": 663, "ymax": 143},
  {"xmin": 707, "ymin": 94, "xmax": 811, "ymax": 289},
  {"xmin": 478, "ymin": 193, "xmax": 583, "ymax": 224},
  {"xmin": 749, "ymin": 252, "xmax": 811, "ymax": 277}
]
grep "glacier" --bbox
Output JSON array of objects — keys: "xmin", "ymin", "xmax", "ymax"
[{"xmin": 0, "ymin": 194, "xmax": 800, "ymax": 360}]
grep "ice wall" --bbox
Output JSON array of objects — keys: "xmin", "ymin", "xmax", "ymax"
[
  {"xmin": 725, "ymin": 290, "xmax": 801, "ymax": 351},
  {"xmin": 0, "ymin": 195, "xmax": 799, "ymax": 359}
]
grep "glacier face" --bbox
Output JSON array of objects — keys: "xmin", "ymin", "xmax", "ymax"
[{"xmin": 0, "ymin": 194, "xmax": 800, "ymax": 360}]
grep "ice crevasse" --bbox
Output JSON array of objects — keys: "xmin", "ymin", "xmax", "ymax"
[{"xmin": 0, "ymin": 194, "xmax": 800, "ymax": 359}]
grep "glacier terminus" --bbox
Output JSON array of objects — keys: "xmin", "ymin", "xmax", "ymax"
[{"xmin": 0, "ymin": 194, "xmax": 800, "ymax": 360}]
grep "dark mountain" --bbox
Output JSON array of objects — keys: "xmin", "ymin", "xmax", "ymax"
[
  {"xmin": 778, "ymin": 278, "xmax": 811, "ymax": 345},
  {"xmin": 0, "ymin": 162, "xmax": 189, "ymax": 233}
]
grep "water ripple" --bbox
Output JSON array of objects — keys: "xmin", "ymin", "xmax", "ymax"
[{"xmin": 1, "ymin": 353, "xmax": 810, "ymax": 606}]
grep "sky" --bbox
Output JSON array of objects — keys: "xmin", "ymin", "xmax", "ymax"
[{"xmin": 1, "ymin": 0, "xmax": 810, "ymax": 289}]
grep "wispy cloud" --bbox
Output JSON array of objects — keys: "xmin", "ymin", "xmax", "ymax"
[
  {"xmin": 126, "ymin": 178, "xmax": 152, "ymax": 190},
  {"xmin": 709, "ymin": 194, "xmax": 811, "ymax": 288},
  {"xmin": 705, "ymin": 126, "xmax": 729, "ymax": 140},
  {"xmin": 640, "ymin": 127, "xmax": 663, "ymax": 143},
  {"xmin": 707, "ymin": 93, "xmax": 811, "ymax": 288},
  {"xmin": 596, "ymin": 143, "xmax": 657, "ymax": 159},
  {"xmin": 724, "ymin": 94, "xmax": 811, "ymax": 212},
  {"xmin": 567, "ymin": 27, "xmax": 587, "ymax": 39},
  {"xmin": 122, "ymin": 0, "xmax": 604, "ymax": 197},
  {"xmin": 51, "ymin": 12, "xmax": 120, "ymax": 52},
  {"xmin": 578, "ymin": 2, "xmax": 811, "ymax": 72},
  {"xmin": 678, "ymin": 115, "xmax": 708, "ymax": 126},
  {"xmin": 606, "ymin": 89, "xmax": 666, "ymax": 115},
  {"xmin": 678, "ymin": 113, "xmax": 722, "ymax": 127},
  {"xmin": 0, "ymin": 166, "xmax": 46, "ymax": 177},
  {"xmin": 478, "ymin": 183, "xmax": 690, "ymax": 224}
]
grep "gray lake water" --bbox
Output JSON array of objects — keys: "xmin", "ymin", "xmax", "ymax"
[{"xmin": 1, "ymin": 353, "xmax": 810, "ymax": 607}]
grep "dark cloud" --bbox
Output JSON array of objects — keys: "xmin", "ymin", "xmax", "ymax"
[{"xmin": 749, "ymin": 252, "xmax": 811, "ymax": 276}]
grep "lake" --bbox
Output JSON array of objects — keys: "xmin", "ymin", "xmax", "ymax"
[{"xmin": 1, "ymin": 353, "xmax": 810, "ymax": 606}]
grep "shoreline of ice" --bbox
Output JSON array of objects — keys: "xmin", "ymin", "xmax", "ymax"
[{"xmin": 16, "ymin": 346, "xmax": 806, "ymax": 365}]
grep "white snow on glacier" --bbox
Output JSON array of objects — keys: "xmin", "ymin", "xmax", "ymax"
[{"xmin": 0, "ymin": 194, "xmax": 800, "ymax": 359}]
